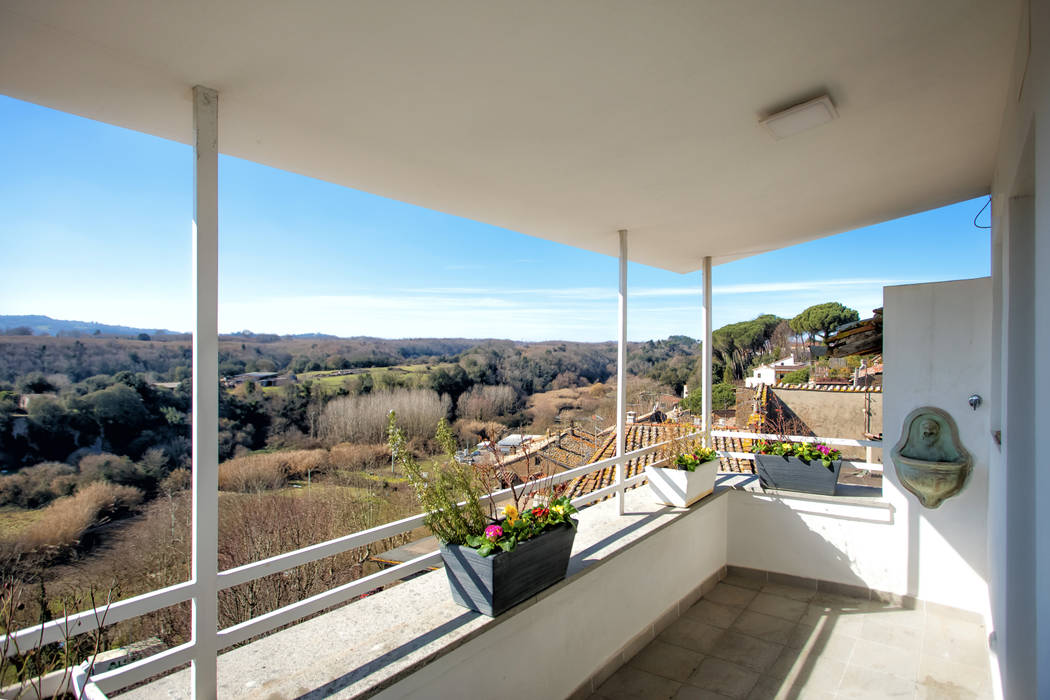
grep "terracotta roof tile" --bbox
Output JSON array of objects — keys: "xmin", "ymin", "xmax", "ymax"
[{"xmin": 565, "ymin": 422, "xmax": 756, "ymax": 505}]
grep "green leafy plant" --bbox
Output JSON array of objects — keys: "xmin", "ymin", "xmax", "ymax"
[
  {"xmin": 658, "ymin": 433, "xmax": 719, "ymax": 472},
  {"xmin": 389, "ymin": 412, "xmax": 487, "ymax": 545},
  {"xmin": 464, "ymin": 497, "xmax": 578, "ymax": 557},
  {"xmin": 671, "ymin": 448, "xmax": 719, "ymax": 472},
  {"xmin": 750, "ymin": 440, "xmax": 842, "ymax": 470},
  {"xmin": 389, "ymin": 412, "xmax": 577, "ymax": 556}
]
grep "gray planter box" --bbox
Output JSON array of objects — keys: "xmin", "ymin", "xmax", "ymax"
[
  {"xmin": 439, "ymin": 522, "xmax": 576, "ymax": 617},
  {"xmin": 754, "ymin": 454, "xmax": 842, "ymax": 496}
]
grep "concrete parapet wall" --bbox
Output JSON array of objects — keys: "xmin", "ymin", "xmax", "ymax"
[{"xmin": 768, "ymin": 387, "xmax": 882, "ymax": 461}]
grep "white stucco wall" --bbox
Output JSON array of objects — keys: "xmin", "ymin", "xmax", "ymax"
[
  {"xmin": 882, "ymin": 279, "xmax": 991, "ymax": 614},
  {"xmin": 745, "ymin": 366, "xmax": 776, "ymax": 388},
  {"xmin": 989, "ymin": 3, "xmax": 1049, "ymax": 697},
  {"xmin": 727, "ymin": 491, "xmax": 898, "ymax": 593}
]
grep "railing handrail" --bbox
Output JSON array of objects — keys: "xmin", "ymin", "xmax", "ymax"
[
  {"xmin": 3, "ymin": 427, "xmax": 878, "ymax": 696},
  {"xmin": 711, "ymin": 429, "xmax": 882, "ymax": 448},
  {"xmin": 2, "ymin": 435, "xmax": 683, "ymax": 666}
]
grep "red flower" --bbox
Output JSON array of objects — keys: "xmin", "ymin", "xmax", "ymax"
[{"xmin": 531, "ymin": 506, "xmax": 550, "ymax": 519}]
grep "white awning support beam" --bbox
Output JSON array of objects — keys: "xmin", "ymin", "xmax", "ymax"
[
  {"xmin": 616, "ymin": 230, "xmax": 628, "ymax": 515},
  {"xmin": 701, "ymin": 256, "xmax": 713, "ymax": 447},
  {"xmin": 190, "ymin": 85, "xmax": 220, "ymax": 700}
]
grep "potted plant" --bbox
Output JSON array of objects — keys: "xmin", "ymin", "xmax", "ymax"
[
  {"xmin": 645, "ymin": 437, "xmax": 720, "ymax": 507},
  {"xmin": 750, "ymin": 439, "xmax": 843, "ymax": 495},
  {"xmin": 389, "ymin": 413, "xmax": 579, "ymax": 617}
]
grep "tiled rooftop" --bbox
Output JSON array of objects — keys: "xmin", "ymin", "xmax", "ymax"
[
  {"xmin": 536, "ymin": 429, "xmax": 602, "ymax": 472},
  {"xmin": 565, "ymin": 423, "xmax": 757, "ymax": 504},
  {"xmin": 590, "ymin": 572, "xmax": 991, "ymax": 700}
]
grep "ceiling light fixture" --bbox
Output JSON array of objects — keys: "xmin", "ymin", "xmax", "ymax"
[{"xmin": 760, "ymin": 94, "xmax": 838, "ymax": 140}]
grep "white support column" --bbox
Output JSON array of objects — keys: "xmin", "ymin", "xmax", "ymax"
[
  {"xmin": 701, "ymin": 256, "xmax": 713, "ymax": 447},
  {"xmin": 190, "ymin": 85, "xmax": 219, "ymax": 700},
  {"xmin": 615, "ymin": 230, "xmax": 628, "ymax": 515}
]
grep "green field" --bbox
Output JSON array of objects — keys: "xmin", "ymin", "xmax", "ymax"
[
  {"xmin": 258, "ymin": 363, "xmax": 456, "ymax": 394},
  {"xmin": 0, "ymin": 505, "xmax": 45, "ymax": 537}
]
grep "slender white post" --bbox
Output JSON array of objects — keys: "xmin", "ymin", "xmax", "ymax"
[
  {"xmin": 701, "ymin": 256, "xmax": 713, "ymax": 447},
  {"xmin": 616, "ymin": 230, "xmax": 628, "ymax": 515},
  {"xmin": 190, "ymin": 85, "xmax": 219, "ymax": 700}
]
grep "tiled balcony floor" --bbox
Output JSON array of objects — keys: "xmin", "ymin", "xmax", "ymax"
[{"xmin": 589, "ymin": 574, "xmax": 991, "ymax": 700}]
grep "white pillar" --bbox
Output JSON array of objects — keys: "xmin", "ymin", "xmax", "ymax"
[
  {"xmin": 190, "ymin": 85, "xmax": 219, "ymax": 700},
  {"xmin": 616, "ymin": 230, "xmax": 628, "ymax": 515},
  {"xmin": 701, "ymin": 256, "xmax": 713, "ymax": 447}
]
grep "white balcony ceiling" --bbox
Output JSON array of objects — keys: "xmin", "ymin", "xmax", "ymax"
[{"xmin": 0, "ymin": 1, "xmax": 1020, "ymax": 273}]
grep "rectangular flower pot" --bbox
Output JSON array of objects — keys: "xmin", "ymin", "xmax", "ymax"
[
  {"xmin": 754, "ymin": 454, "xmax": 842, "ymax": 496},
  {"xmin": 645, "ymin": 460, "xmax": 717, "ymax": 507},
  {"xmin": 439, "ymin": 521, "xmax": 577, "ymax": 617}
]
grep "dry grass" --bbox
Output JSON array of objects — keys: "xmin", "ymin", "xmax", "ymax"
[
  {"xmin": 328, "ymin": 443, "xmax": 390, "ymax": 472},
  {"xmin": 218, "ymin": 449, "xmax": 334, "ymax": 491},
  {"xmin": 319, "ymin": 388, "xmax": 450, "ymax": 444},
  {"xmin": 18, "ymin": 482, "xmax": 143, "ymax": 553}
]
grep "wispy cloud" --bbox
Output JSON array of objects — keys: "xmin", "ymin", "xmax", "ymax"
[{"xmin": 381, "ymin": 277, "xmax": 907, "ymax": 302}]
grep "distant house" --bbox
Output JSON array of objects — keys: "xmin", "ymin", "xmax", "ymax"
[
  {"xmin": 744, "ymin": 354, "xmax": 805, "ymax": 388},
  {"xmin": 495, "ymin": 434, "xmax": 542, "ymax": 454},
  {"xmin": 228, "ymin": 371, "xmax": 279, "ymax": 387}
]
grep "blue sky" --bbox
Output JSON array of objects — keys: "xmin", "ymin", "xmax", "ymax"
[{"xmin": 0, "ymin": 95, "xmax": 991, "ymax": 342}]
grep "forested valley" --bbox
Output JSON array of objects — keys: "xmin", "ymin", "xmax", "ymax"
[{"xmin": 0, "ymin": 308, "xmax": 833, "ymax": 678}]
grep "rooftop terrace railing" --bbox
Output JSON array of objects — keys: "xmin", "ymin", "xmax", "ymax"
[
  {"xmin": 710, "ymin": 429, "xmax": 884, "ymax": 473},
  {"xmin": 2, "ymin": 428, "xmax": 881, "ymax": 698}
]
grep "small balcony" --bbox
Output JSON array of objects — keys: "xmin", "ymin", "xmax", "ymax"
[{"xmin": 5, "ymin": 420, "xmax": 978, "ymax": 700}]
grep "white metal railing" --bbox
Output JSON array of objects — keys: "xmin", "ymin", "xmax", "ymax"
[{"xmin": 3, "ymin": 428, "xmax": 881, "ymax": 697}]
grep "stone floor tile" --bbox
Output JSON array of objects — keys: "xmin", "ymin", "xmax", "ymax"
[
  {"xmin": 875, "ymin": 606, "xmax": 928, "ymax": 630},
  {"xmin": 745, "ymin": 674, "xmax": 783, "ymax": 700},
  {"xmin": 801, "ymin": 603, "xmax": 869, "ymax": 632},
  {"xmin": 686, "ymin": 657, "xmax": 760, "ymax": 699},
  {"xmin": 684, "ymin": 598, "xmax": 744, "ymax": 629},
  {"xmin": 627, "ymin": 640, "xmax": 706, "ymax": 683},
  {"xmin": 674, "ymin": 685, "xmax": 734, "ymax": 700},
  {"xmin": 596, "ymin": 665, "xmax": 683, "ymax": 700},
  {"xmin": 922, "ymin": 616, "xmax": 989, "ymax": 668},
  {"xmin": 747, "ymin": 593, "xmax": 809, "ymax": 622},
  {"xmin": 915, "ymin": 681, "xmax": 990, "ymax": 700},
  {"xmin": 730, "ymin": 610, "xmax": 796, "ymax": 645},
  {"xmin": 723, "ymin": 572, "xmax": 767, "ymax": 591},
  {"xmin": 765, "ymin": 645, "xmax": 805, "ymax": 681},
  {"xmin": 916, "ymin": 653, "xmax": 991, "ymax": 698},
  {"xmin": 761, "ymin": 582, "xmax": 816, "ymax": 602},
  {"xmin": 786, "ymin": 623, "xmax": 857, "ymax": 663},
  {"xmin": 811, "ymin": 591, "xmax": 878, "ymax": 612},
  {"xmin": 659, "ymin": 618, "xmax": 726, "ymax": 654},
  {"xmin": 838, "ymin": 665, "xmax": 918, "ymax": 699},
  {"xmin": 851, "ymin": 637, "xmax": 921, "ymax": 681},
  {"xmin": 706, "ymin": 631, "xmax": 784, "ymax": 673},
  {"xmin": 791, "ymin": 656, "xmax": 848, "ymax": 695},
  {"xmin": 859, "ymin": 617, "xmax": 924, "ymax": 653},
  {"xmin": 707, "ymin": 582, "xmax": 760, "ymax": 608}
]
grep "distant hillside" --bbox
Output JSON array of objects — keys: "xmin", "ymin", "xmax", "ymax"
[{"xmin": 0, "ymin": 315, "xmax": 183, "ymax": 338}]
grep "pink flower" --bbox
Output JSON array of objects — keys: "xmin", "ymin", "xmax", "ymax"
[{"xmin": 484, "ymin": 525, "xmax": 503, "ymax": 540}]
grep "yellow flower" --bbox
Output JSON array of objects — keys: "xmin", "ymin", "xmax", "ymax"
[
  {"xmin": 551, "ymin": 503, "xmax": 568, "ymax": 517},
  {"xmin": 503, "ymin": 504, "xmax": 520, "ymax": 524}
]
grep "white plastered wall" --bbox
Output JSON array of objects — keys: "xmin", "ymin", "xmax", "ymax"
[
  {"xmin": 988, "ymin": 2, "xmax": 1049, "ymax": 697},
  {"xmin": 881, "ymin": 279, "xmax": 992, "ymax": 614}
]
